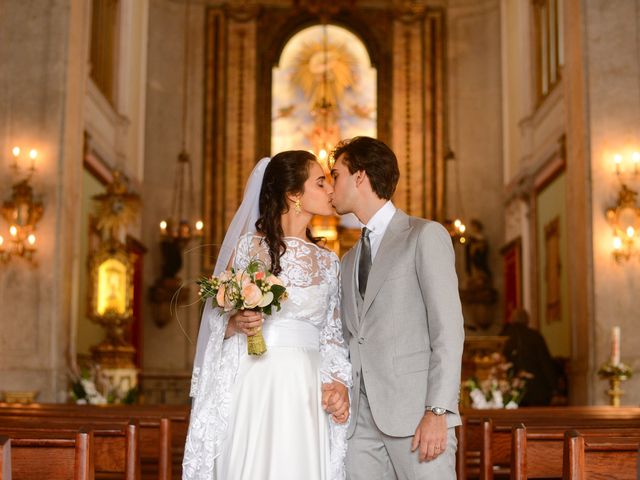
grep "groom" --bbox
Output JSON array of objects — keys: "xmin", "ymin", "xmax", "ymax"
[{"xmin": 326, "ymin": 136, "xmax": 464, "ymax": 479}]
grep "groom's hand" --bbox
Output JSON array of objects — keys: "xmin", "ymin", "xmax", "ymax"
[
  {"xmin": 322, "ymin": 382, "xmax": 350, "ymax": 424},
  {"xmin": 411, "ymin": 412, "xmax": 447, "ymax": 462}
]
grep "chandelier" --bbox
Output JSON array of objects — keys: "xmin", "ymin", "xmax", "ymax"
[
  {"xmin": 311, "ymin": 23, "xmax": 337, "ymax": 173},
  {"xmin": 159, "ymin": 0, "xmax": 202, "ymax": 245},
  {"xmin": 443, "ymin": 149, "xmax": 468, "ymax": 244}
]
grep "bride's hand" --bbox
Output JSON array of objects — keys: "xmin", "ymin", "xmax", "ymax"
[
  {"xmin": 322, "ymin": 382, "xmax": 350, "ymax": 424},
  {"xmin": 229, "ymin": 310, "xmax": 263, "ymax": 337}
]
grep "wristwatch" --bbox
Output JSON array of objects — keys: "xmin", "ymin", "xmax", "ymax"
[{"xmin": 426, "ymin": 406, "xmax": 447, "ymax": 416}]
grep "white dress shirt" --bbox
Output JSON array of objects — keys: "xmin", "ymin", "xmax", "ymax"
[
  {"xmin": 355, "ymin": 201, "xmax": 397, "ymax": 292},
  {"xmin": 362, "ymin": 200, "xmax": 397, "ymax": 261}
]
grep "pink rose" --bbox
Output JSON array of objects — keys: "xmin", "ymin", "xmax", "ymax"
[
  {"xmin": 242, "ymin": 283, "xmax": 263, "ymax": 309},
  {"xmin": 236, "ymin": 271, "xmax": 251, "ymax": 287},
  {"xmin": 266, "ymin": 274, "xmax": 283, "ymax": 286},
  {"xmin": 255, "ymin": 271, "xmax": 265, "ymax": 281},
  {"xmin": 218, "ymin": 270, "xmax": 232, "ymax": 282},
  {"xmin": 216, "ymin": 285, "xmax": 227, "ymax": 308}
]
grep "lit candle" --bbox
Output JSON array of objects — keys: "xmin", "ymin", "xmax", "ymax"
[
  {"xmin": 0, "ymin": 235, "xmax": 4, "ymax": 250},
  {"xmin": 160, "ymin": 220, "xmax": 167, "ymax": 234},
  {"xmin": 610, "ymin": 326, "xmax": 620, "ymax": 366},
  {"xmin": 11, "ymin": 146, "xmax": 20, "ymax": 169},
  {"xmin": 633, "ymin": 152, "xmax": 640, "ymax": 174},
  {"xmin": 614, "ymin": 154, "xmax": 623, "ymax": 174},
  {"xmin": 27, "ymin": 234, "xmax": 36, "ymax": 248},
  {"xmin": 9, "ymin": 225, "xmax": 18, "ymax": 238},
  {"xmin": 29, "ymin": 149, "xmax": 38, "ymax": 170},
  {"xmin": 613, "ymin": 235, "xmax": 622, "ymax": 250},
  {"xmin": 195, "ymin": 220, "xmax": 204, "ymax": 231}
]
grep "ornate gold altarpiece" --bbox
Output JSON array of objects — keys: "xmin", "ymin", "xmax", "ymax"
[{"xmin": 202, "ymin": 2, "xmax": 446, "ymax": 271}]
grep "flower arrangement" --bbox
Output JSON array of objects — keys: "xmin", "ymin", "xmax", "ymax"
[
  {"xmin": 464, "ymin": 353, "xmax": 533, "ymax": 409},
  {"xmin": 597, "ymin": 362, "xmax": 633, "ymax": 381},
  {"xmin": 69, "ymin": 365, "xmax": 137, "ymax": 405},
  {"xmin": 197, "ymin": 258, "xmax": 288, "ymax": 355}
]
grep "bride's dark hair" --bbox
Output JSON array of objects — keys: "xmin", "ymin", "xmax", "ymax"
[{"xmin": 255, "ymin": 150, "xmax": 321, "ymax": 275}]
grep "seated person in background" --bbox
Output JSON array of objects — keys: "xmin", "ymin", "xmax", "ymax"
[{"xmin": 500, "ymin": 309, "xmax": 559, "ymax": 406}]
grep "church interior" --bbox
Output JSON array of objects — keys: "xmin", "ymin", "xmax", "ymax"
[{"xmin": 1, "ymin": 0, "xmax": 639, "ymax": 478}]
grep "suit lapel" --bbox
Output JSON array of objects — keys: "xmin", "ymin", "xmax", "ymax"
[
  {"xmin": 360, "ymin": 210, "xmax": 411, "ymax": 319},
  {"xmin": 341, "ymin": 247, "xmax": 359, "ymax": 334}
]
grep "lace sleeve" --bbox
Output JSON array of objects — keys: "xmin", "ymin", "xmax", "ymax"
[{"xmin": 319, "ymin": 256, "xmax": 352, "ymax": 387}]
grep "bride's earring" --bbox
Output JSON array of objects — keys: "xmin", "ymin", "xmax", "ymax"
[{"xmin": 294, "ymin": 199, "xmax": 302, "ymax": 214}]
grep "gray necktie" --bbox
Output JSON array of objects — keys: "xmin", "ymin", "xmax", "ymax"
[{"xmin": 358, "ymin": 227, "xmax": 372, "ymax": 299}]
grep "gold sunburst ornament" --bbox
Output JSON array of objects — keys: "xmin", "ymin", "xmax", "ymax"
[
  {"xmin": 92, "ymin": 170, "xmax": 141, "ymax": 241},
  {"xmin": 291, "ymin": 38, "xmax": 356, "ymax": 111}
]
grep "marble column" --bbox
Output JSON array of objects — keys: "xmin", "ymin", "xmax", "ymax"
[{"xmin": 0, "ymin": 0, "xmax": 90, "ymax": 401}]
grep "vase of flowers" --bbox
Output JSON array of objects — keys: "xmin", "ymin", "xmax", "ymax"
[{"xmin": 464, "ymin": 353, "xmax": 533, "ymax": 409}]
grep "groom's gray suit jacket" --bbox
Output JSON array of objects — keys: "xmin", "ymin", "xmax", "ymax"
[{"xmin": 341, "ymin": 209, "xmax": 465, "ymax": 438}]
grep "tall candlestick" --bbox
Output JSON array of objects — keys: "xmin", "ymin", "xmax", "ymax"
[{"xmin": 610, "ymin": 326, "xmax": 620, "ymax": 366}]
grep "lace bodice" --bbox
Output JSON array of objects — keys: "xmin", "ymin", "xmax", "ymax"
[{"xmin": 234, "ymin": 233, "xmax": 351, "ymax": 387}]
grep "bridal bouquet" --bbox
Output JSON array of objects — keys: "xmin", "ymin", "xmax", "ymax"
[{"xmin": 197, "ymin": 258, "xmax": 288, "ymax": 355}]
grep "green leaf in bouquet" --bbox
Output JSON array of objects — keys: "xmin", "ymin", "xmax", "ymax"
[
  {"xmin": 246, "ymin": 258, "xmax": 267, "ymax": 275},
  {"xmin": 270, "ymin": 284, "xmax": 286, "ymax": 299}
]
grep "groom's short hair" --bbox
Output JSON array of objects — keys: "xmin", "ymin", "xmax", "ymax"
[{"xmin": 332, "ymin": 136, "xmax": 400, "ymax": 200}]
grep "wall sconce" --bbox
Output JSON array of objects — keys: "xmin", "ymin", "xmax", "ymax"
[
  {"xmin": 613, "ymin": 152, "xmax": 640, "ymax": 176},
  {"xmin": 1, "ymin": 147, "xmax": 44, "ymax": 264},
  {"xmin": 606, "ymin": 184, "xmax": 640, "ymax": 262},
  {"xmin": 607, "ymin": 151, "xmax": 640, "ymax": 262}
]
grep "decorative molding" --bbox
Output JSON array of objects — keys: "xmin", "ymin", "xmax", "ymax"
[
  {"xmin": 403, "ymin": 28, "xmax": 412, "ymax": 214},
  {"xmin": 203, "ymin": 9, "xmax": 227, "ymax": 273},
  {"xmin": 392, "ymin": 8, "xmax": 445, "ymax": 220},
  {"xmin": 236, "ymin": 29, "xmax": 246, "ymax": 202}
]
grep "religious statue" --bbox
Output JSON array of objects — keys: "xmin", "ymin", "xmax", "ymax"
[{"xmin": 460, "ymin": 219, "xmax": 498, "ymax": 330}]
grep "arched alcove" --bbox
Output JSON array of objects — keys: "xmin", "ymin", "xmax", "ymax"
[{"xmin": 271, "ymin": 24, "xmax": 377, "ymax": 159}]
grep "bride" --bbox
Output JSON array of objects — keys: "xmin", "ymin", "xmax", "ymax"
[{"xmin": 182, "ymin": 151, "xmax": 352, "ymax": 480}]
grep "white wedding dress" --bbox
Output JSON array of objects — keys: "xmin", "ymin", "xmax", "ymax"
[{"xmin": 183, "ymin": 233, "xmax": 352, "ymax": 480}]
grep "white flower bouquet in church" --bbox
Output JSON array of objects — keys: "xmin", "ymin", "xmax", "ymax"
[
  {"xmin": 464, "ymin": 354, "xmax": 533, "ymax": 409},
  {"xmin": 197, "ymin": 258, "xmax": 288, "ymax": 355}
]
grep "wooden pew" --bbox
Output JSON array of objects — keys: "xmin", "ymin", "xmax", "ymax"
[
  {"xmin": 563, "ymin": 430, "xmax": 640, "ymax": 480},
  {"xmin": 511, "ymin": 424, "xmax": 640, "ymax": 479},
  {"xmin": 458, "ymin": 406, "xmax": 640, "ymax": 479},
  {"xmin": 0, "ymin": 403, "xmax": 189, "ymax": 479},
  {"xmin": 0, "ymin": 421, "xmax": 139, "ymax": 480},
  {"xmin": 10, "ymin": 428, "xmax": 93, "ymax": 480},
  {"xmin": 0, "ymin": 436, "xmax": 10, "ymax": 480},
  {"xmin": 0, "ymin": 409, "xmax": 173, "ymax": 480}
]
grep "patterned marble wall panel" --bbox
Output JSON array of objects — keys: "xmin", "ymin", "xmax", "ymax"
[
  {"xmin": 391, "ymin": 9, "xmax": 445, "ymax": 220},
  {"xmin": 203, "ymin": 7, "xmax": 257, "ymax": 273}
]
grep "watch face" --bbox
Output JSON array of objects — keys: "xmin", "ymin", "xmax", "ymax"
[{"xmin": 432, "ymin": 407, "xmax": 446, "ymax": 416}]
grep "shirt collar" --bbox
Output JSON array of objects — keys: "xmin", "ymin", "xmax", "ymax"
[{"xmin": 363, "ymin": 201, "xmax": 396, "ymax": 236}]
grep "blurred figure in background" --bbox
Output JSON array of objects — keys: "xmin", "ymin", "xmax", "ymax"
[{"xmin": 501, "ymin": 309, "xmax": 559, "ymax": 406}]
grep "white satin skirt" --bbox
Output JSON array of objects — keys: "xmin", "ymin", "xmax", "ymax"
[{"xmin": 214, "ymin": 338, "xmax": 331, "ymax": 479}]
